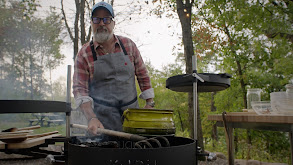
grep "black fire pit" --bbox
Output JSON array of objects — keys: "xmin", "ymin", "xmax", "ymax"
[{"xmin": 67, "ymin": 135, "xmax": 196, "ymax": 165}]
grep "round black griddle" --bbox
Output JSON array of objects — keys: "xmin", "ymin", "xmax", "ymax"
[{"xmin": 166, "ymin": 73, "xmax": 231, "ymax": 93}]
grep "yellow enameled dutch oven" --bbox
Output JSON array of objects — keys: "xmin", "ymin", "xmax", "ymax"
[{"xmin": 122, "ymin": 108, "xmax": 175, "ymax": 135}]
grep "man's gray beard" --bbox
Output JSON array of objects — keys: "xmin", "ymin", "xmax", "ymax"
[{"xmin": 93, "ymin": 30, "xmax": 113, "ymax": 43}]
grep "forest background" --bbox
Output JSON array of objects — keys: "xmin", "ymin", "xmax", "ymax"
[{"xmin": 0, "ymin": 0, "xmax": 292, "ymax": 164}]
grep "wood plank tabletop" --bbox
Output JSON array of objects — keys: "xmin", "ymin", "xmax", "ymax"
[{"xmin": 208, "ymin": 112, "xmax": 293, "ymax": 124}]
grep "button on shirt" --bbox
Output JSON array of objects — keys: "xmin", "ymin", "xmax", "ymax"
[{"xmin": 73, "ymin": 35, "xmax": 154, "ymax": 106}]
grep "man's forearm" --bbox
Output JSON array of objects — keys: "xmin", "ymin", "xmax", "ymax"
[{"xmin": 80, "ymin": 101, "xmax": 96, "ymax": 121}]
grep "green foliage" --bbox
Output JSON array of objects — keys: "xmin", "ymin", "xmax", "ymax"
[
  {"xmin": 151, "ymin": 0, "xmax": 292, "ymax": 163},
  {"xmin": 193, "ymin": 0, "xmax": 292, "ymax": 163},
  {"xmin": 138, "ymin": 58, "xmax": 191, "ymax": 137},
  {"xmin": 214, "ymin": 82, "xmax": 244, "ymax": 113},
  {"xmin": 0, "ymin": 0, "xmax": 65, "ymax": 100}
]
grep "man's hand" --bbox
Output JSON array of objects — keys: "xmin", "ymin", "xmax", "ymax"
[
  {"xmin": 144, "ymin": 98, "xmax": 155, "ymax": 109},
  {"xmin": 87, "ymin": 117, "xmax": 104, "ymax": 135},
  {"xmin": 80, "ymin": 101, "xmax": 104, "ymax": 135},
  {"xmin": 144, "ymin": 104, "xmax": 153, "ymax": 109}
]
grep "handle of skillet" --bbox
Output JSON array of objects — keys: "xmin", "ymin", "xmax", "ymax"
[{"xmin": 70, "ymin": 124, "xmax": 146, "ymax": 141}]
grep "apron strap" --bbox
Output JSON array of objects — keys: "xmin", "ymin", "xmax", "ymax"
[
  {"xmin": 117, "ymin": 37, "xmax": 128, "ymax": 56},
  {"xmin": 90, "ymin": 37, "xmax": 127, "ymax": 61},
  {"xmin": 90, "ymin": 40, "xmax": 97, "ymax": 61}
]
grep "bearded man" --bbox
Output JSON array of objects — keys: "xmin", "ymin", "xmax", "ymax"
[{"xmin": 72, "ymin": 1, "xmax": 155, "ymax": 135}]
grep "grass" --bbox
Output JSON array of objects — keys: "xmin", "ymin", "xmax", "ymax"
[
  {"xmin": 204, "ymin": 131, "xmax": 291, "ymax": 164},
  {"xmin": 0, "ymin": 113, "xmax": 67, "ymax": 136}
]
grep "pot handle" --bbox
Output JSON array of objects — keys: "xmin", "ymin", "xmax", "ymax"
[
  {"xmin": 122, "ymin": 110, "xmax": 130, "ymax": 121},
  {"xmin": 71, "ymin": 124, "xmax": 146, "ymax": 141}
]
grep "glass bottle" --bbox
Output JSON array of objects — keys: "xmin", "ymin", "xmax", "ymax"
[
  {"xmin": 285, "ymin": 84, "xmax": 293, "ymax": 94},
  {"xmin": 247, "ymin": 88, "xmax": 261, "ymax": 109}
]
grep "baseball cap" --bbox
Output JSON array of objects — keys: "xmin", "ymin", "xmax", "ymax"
[{"xmin": 92, "ymin": 2, "xmax": 114, "ymax": 18}]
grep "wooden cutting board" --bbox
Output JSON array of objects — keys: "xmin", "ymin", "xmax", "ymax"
[
  {"xmin": 0, "ymin": 131, "xmax": 59, "ymax": 143},
  {"xmin": 0, "ymin": 130, "xmax": 33, "ymax": 136},
  {"xmin": 0, "ymin": 133, "xmax": 30, "ymax": 141},
  {"xmin": 0, "ymin": 134, "xmax": 61, "ymax": 149}
]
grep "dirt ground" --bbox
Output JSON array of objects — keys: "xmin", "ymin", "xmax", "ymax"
[
  {"xmin": 0, "ymin": 152, "xmax": 226, "ymax": 165},
  {"xmin": 0, "ymin": 153, "xmax": 50, "ymax": 165},
  {"xmin": 0, "ymin": 146, "xmax": 288, "ymax": 165}
]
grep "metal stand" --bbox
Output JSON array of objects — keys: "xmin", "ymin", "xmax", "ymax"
[
  {"xmin": 65, "ymin": 65, "xmax": 71, "ymax": 165},
  {"xmin": 66, "ymin": 65, "xmax": 72, "ymax": 139},
  {"xmin": 192, "ymin": 55, "xmax": 205, "ymax": 165},
  {"xmin": 192, "ymin": 55, "xmax": 198, "ymax": 142},
  {"xmin": 192, "ymin": 56, "xmax": 204, "ymax": 141}
]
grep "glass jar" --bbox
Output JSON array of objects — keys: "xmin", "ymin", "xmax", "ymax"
[
  {"xmin": 285, "ymin": 84, "xmax": 293, "ymax": 94},
  {"xmin": 247, "ymin": 88, "xmax": 261, "ymax": 109}
]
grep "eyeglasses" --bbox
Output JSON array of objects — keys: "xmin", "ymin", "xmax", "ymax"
[{"xmin": 92, "ymin": 17, "xmax": 113, "ymax": 24}]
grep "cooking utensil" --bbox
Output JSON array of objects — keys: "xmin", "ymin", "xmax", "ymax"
[
  {"xmin": 0, "ymin": 131, "xmax": 59, "ymax": 143},
  {"xmin": 1, "ymin": 125, "xmax": 41, "ymax": 132},
  {"xmin": 122, "ymin": 108, "xmax": 175, "ymax": 135},
  {"xmin": 123, "ymin": 108, "xmax": 174, "ymax": 122},
  {"xmin": 71, "ymin": 124, "xmax": 146, "ymax": 141},
  {"xmin": 71, "ymin": 124, "xmax": 171, "ymax": 148},
  {"xmin": 123, "ymin": 122, "xmax": 175, "ymax": 135}
]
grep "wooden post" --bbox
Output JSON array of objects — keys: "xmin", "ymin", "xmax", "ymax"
[
  {"xmin": 225, "ymin": 127, "xmax": 234, "ymax": 165},
  {"xmin": 289, "ymin": 130, "xmax": 293, "ymax": 165}
]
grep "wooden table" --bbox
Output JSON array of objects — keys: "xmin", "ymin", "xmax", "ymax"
[
  {"xmin": 208, "ymin": 112, "xmax": 293, "ymax": 165},
  {"xmin": 30, "ymin": 113, "xmax": 60, "ymax": 127}
]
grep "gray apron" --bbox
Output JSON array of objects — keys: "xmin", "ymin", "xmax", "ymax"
[{"xmin": 89, "ymin": 38, "xmax": 139, "ymax": 131}]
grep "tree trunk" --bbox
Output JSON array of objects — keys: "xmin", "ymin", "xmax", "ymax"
[
  {"xmin": 246, "ymin": 129, "xmax": 252, "ymax": 159},
  {"xmin": 224, "ymin": 21, "xmax": 248, "ymax": 159},
  {"xmin": 80, "ymin": 0, "xmax": 86, "ymax": 45},
  {"xmin": 176, "ymin": 0, "xmax": 204, "ymax": 151},
  {"xmin": 176, "ymin": 0, "xmax": 193, "ymax": 136},
  {"xmin": 22, "ymin": 59, "xmax": 28, "ymax": 98},
  {"xmin": 73, "ymin": 0, "xmax": 80, "ymax": 60},
  {"xmin": 29, "ymin": 54, "xmax": 34, "ymax": 99}
]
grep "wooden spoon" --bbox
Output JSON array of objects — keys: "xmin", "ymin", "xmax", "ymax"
[
  {"xmin": 71, "ymin": 124, "xmax": 146, "ymax": 141},
  {"xmin": 1, "ymin": 125, "xmax": 41, "ymax": 132}
]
